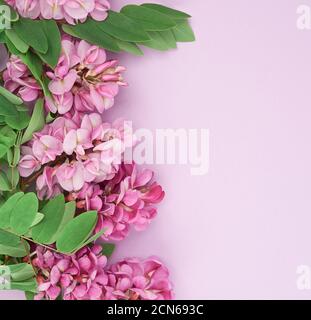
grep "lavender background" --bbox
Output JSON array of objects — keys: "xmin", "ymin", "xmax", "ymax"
[{"xmin": 2, "ymin": 0, "xmax": 311, "ymax": 299}]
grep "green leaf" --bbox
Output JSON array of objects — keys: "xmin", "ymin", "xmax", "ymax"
[
  {"xmin": 56, "ymin": 211, "xmax": 98, "ymax": 254},
  {"xmin": 0, "ymin": 144, "xmax": 9, "ymax": 158},
  {"xmin": 52, "ymin": 201, "xmax": 76, "ymax": 240},
  {"xmin": 0, "ymin": 230, "xmax": 28, "ymax": 257},
  {"xmin": 4, "ymin": 29, "xmax": 29, "ymax": 53},
  {"xmin": 101, "ymin": 243, "xmax": 115, "ymax": 258},
  {"xmin": 32, "ymin": 194, "xmax": 65, "ymax": 245},
  {"xmin": 0, "ymin": 126, "xmax": 16, "ymax": 158},
  {"xmin": 21, "ymin": 98, "xmax": 45, "ymax": 144},
  {"xmin": 79, "ymin": 228, "xmax": 107, "ymax": 250},
  {"xmin": 29, "ymin": 212, "xmax": 44, "ymax": 228},
  {"xmin": 0, "ymin": 192, "xmax": 24, "ymax": 229},
  {"xmin": 158, "ymin": 29, "xmax": 177, "ymax": 49},
  {"xmin": 115, "ymin": 39, "xmax": 143, "ymax": 56},
  {"xmin": 0, "ymin": 171, "xmax": 11, "ymax": 191},
  {"xmin": 13, "ymin": 18, "xmax": 48, "ymax": 54},
  {"xmin": 36, "ymin": 20, "xmax": 61, "ymax": 68},
  {"xmin": 172, "ymin": 20, "xmax": 195, "ymax": 42},
  {"xmin": 10, "ymin": 192, "xmax": 39, "ymax": 235},
  {"xmin": 0, "ymin": 94, "xmax": 19, "ymax": 116},
  {"xmin": 7, "ymin": 166, "xmax": 20, "ymax": 190},
  {"xmin": 0, "ymin": 243, "xmax": 28, "ymax": 257},
  {"xmin": 0, "ymin": 229, "xmax": 20, "ymax": 246},
  {"xmin": 19, "ymin": 50, "xmax": 42, "ymax": 82},
  {"xmin": 8, "ymin": 263, "xmax": 35, "ymax": 282},
  {"xmin": 98, "ymin": 11, "xmax": 150, "ymax": 42},
  {"xmin": 0, "ymin": 86, "xmax": 23, "ymax": 105},
  {"xmin": 121, "ymin": 5, "xmax": 177, "ymax": 31},
  {"xmin": 0, "ymin": 171, "xmax": 10, "ymax": 191},
  {"xmin": 63, "ymin": 20, "xmax": 120, "ymax": 53},
  {"xmin": 10, "ymin": 279, "xmax": 37, "ymax": 292},
  {"xmin": 5, "ymin": 110, "xmax": 31, "ymax": 130},
  {"xmin": 141, "ymin": 3, "xmax": 191, "ymax": 20},
  {"xmin": 142, "ymin": 31, "xmax": 170, "ymax": 51}
]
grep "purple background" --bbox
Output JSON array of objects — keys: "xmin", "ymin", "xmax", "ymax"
[{"xmin": 2, "ymin": 0, "xmax": 311, "ymax": 299}]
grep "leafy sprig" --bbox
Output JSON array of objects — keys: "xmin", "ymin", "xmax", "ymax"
[{"xmin": 63, "ymin": 4, "xmax": 195, "ymax": 55}]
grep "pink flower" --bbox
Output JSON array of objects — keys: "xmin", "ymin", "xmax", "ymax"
[
  {"xmin": 33, "ymin": 245, "xmax": 108, "ymax": 300},
  {"xmin": 6, "ymin": 0, "xmax": 110, "ymax": 24},
  {"xmin": 33, "ymin": 245, "xmax": 173, "ymax": 300},
  {"xmin": 70, "ymin": 183, "xmax": 103, "ymax": 211},
  {"xmin": 4, "ymin": 38, "xmax": 126, "ymax": 115},
  {"xmin": 55, "ymin": 161, "xmax": 87, "ymax": 192},
  {"xmin": 40, "ymin": 0, "xmax": 66, "ymax": 20},
  {"xmin": 63, "ymin": 128, "xmax": 93, "ymax": 156},
  {"xmin": 77, "ymin": 40, "xmax": 107, "ymax": 69},
  {"xmin": 91, "ymin": 0, "xmax": 110, "ymax": 21},
  {"xmin": 73, "ymin": 163, "xmax": 165, "ymax": 241},
  {"xmin": 18, "ymin": 146, "xmax": 41, "ymax": 177},
  {"xmin": 32, "ymin": 135, "xmax": 63, "ymax": 165},
  {"xmin": 36, "ymin": 166, "xmax": 61, "ymax": 200},
  {"xmin": 49, "ymin": 69, "xmax": 77, "ymax": 95},
  {"xmin": 3, "ymin": 55, "xmax": 41, "ymax": 101},
  {"xmin": 46, "ymin": 92, "xmax": 73, "ymax": 114},
  {"xmin": 63, "ymin": 0, "xmax": 95, "ymax": 24},
  {"xmin": 15, "ymin": 0, "xmax": 40, "ymax": 19},
  {"xmin": 106, "ymin": 257, "xmax": 173, "ymax": 300}
]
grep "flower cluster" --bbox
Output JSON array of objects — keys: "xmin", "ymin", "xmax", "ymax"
[
  {"xmin": 4, "ymin": 37, "xmax": 126, "ymax": 114},
  {"xmin": 107, "ymin": 257, "xmax": 173, "ymax": 300},
  {"xmin": 71, "ymin": 163, "xmax": 165, "ymax": 240},
  {"xmin": 33, "ymin": 245, "xmax": 173, "ymax": 300},
  {"xmin": 5, "ymin": 0, "xmax": 110, "ymax": 24},
  {"xmin": 19, "ymin": 113, "xmax": 134, "ymax": 196}
]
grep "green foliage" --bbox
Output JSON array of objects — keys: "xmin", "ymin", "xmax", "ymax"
[
  {"xmin": 62, "ymin": 19, "xmax": 120, "ymax": 53},
  {"xmin": 0, "ymin": 194, "xmax": 103, "ymax": 256},
  {"xmin": 63, "ymin": 3, "xmax": 195, "ymax": 55},
  {"xmin": 36, "ymin": 20, "xmax": 61, "ymax": 68},
  {"xmin": 0, "ymin": 263, "xmax": 37, "ymax": 293},
  {"xmin": 56, "ymin": 211, "xmax": 99, "ymax": 254},
  {"xmin": 97, "ymin": 11, "xmax": 150, "ymax": 42},
  {"xmin": 21, "ymin": 98, "xmax": 45, "ymax": 144},
  {"xmin": 141, "ymin": 3, "xmax": 191, "ymax": 19},
  {"xmin": 121, "ymin": 5, "xmax": 177, "ymax": 31},
  {"xmin": 32, "ymin": 195, "xmax": 65, "ymax": 244},
  {"xmin": 13, "ymin": 18, "xmax": 48, "ymax": 54}
]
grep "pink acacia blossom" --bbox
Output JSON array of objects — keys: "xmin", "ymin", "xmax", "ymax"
[
  {"xmin": 36, "ymin": 166, "xmax": 61, "ymax": 200},
  {"xmin": 6, "ymin": 0, "xmax": 110, "ymax": 24},
  {"xmin": 4, "ymin": 38, "xmax": 126, "ymax": 115},
  {"xmin": 19, "ymin": 114, "xmax": 135, "ymax": 198},
  {"xmin": 15, "ymin": 0, "xmax": 40, "ymax": 19},
  {"xmin": 106, "ymin": 257, "xmax": 173, "ymax": 300},
  {"xmin": 32, "ymin": 135, "xmax": 63, "ymax": 164},
  {"xmin": 3, "ymin": 55, "xmax": 41, "ymax": 102},
  {"xmin": 18, "ymin": 146, "xmax": 41, "ymax": 177},
  {"xmin": 33, "ymin": 245, "xmax": 172, "ymax": 300},
  {"xmin": 33, "ymin": 245, "xmax": 109, "ymax": 300},
  {"xmin": 71, "ymin": 163, "xmax": 165, "ymax": 241}
]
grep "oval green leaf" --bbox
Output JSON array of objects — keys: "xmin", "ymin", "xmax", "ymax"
[
  {"xmin": 10, "ymin": 192, "xmax": 39, "ymax": 235},
  {"xmin": 121, "ymin": 5, "xmax": 177, "ymax": 31},
  {"xmin": 56, "ymin": 211, "xmax": 98, "ymax": 254}
]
